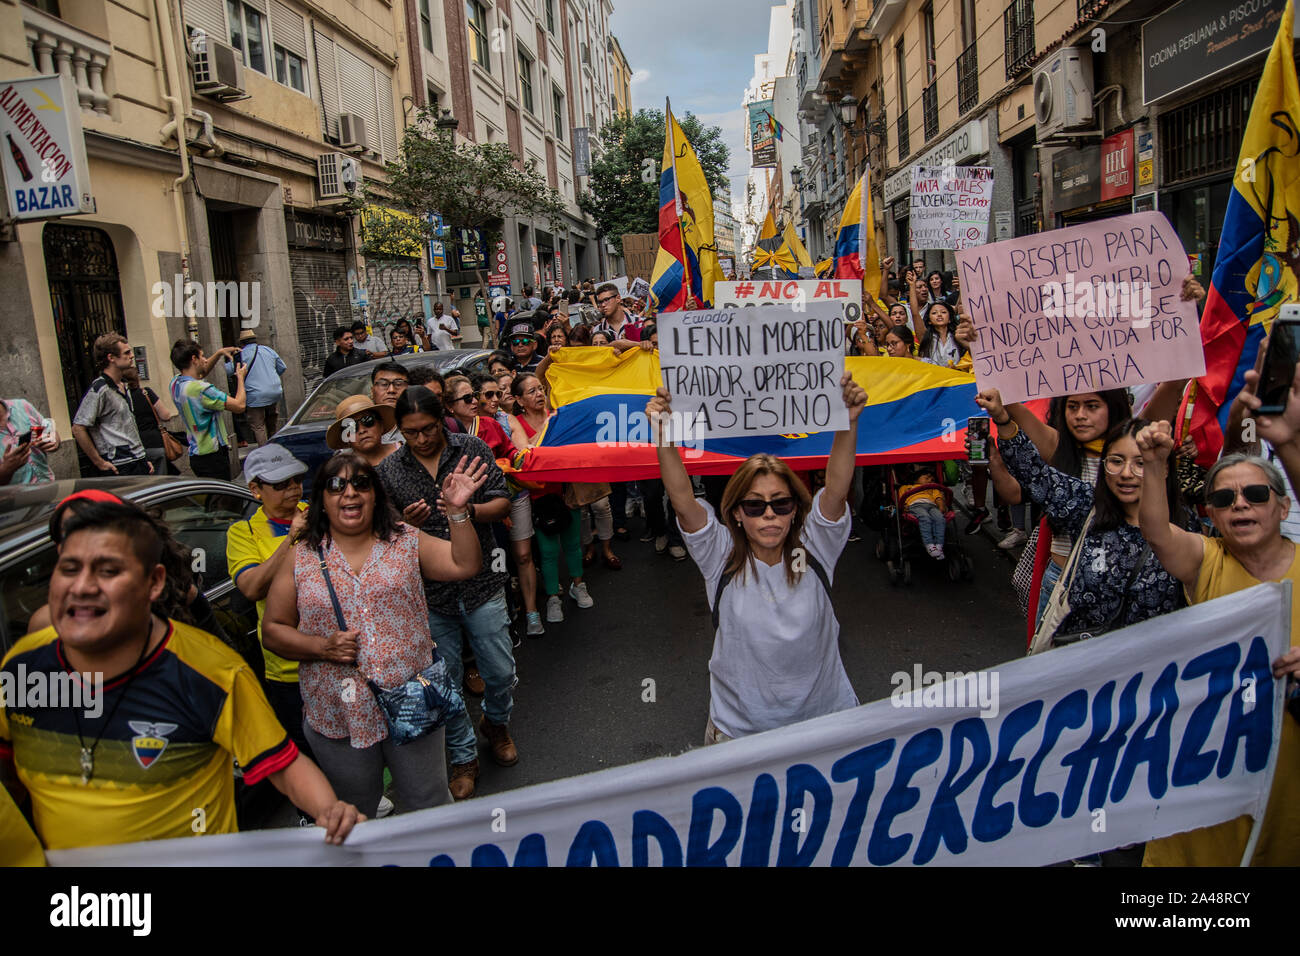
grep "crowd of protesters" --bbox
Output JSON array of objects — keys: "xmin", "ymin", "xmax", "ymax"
[{"xmin": 1, "ymin": 263, "xmax": 1298, "ymax": 871}]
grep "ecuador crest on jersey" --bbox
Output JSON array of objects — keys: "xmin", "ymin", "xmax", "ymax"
[{"xmin": 128, "ymin": 720, "xmax": 178, "ymax": 769}]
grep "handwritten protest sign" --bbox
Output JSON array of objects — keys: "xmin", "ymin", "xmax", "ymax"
[
  {"xmin": 910, "ymin": 165, "xmax": 994, "ymax": 250},
  {"xmin": 715, "ymin": 279, "xmax": 865, "ymax": 325},
  {"xmin": 956, "ymin": 211, "xmax": 1206, "ymax": 404},
  {"xmin": 656, "ymin": 302, "xmax": 847, "ymax": 441}
]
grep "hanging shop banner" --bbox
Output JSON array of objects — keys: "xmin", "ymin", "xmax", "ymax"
[
  {"xmin": 47, "ymin": 582, "xmax": 1289, "ymax": 866},
  {"xmin": 574, "ymin": 126, "xmax": 591, "ymax": 177},
  {"xmin": 0, "ymin": 74, "xmax": 95, "ymax": 220},
  {"xmin": 956, "ymin": 211, "xmax": 1206, "ymax": 403},
  {"xmin": 909, "ymin": 165, "xmax": 994, "ymax": 250},
  {"xmin": 748, "ymin": 99, "xmax": 778, "ymax": 168},
  {"xmin": 1101, "ymin": 130, "xmax": 1135, "ymax": 201}
]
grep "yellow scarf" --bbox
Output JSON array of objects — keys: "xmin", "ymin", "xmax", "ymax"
[{"xmin": 1083, "ymin": 439, "xmax": 1105, "ymax": 454}]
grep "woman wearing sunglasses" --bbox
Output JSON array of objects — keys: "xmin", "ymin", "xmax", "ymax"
[
  {"xmin": 644, "ymin": 372, "xmax": 867, "ymax": 743},
  {"xmin": 261, "ymin": 452, "xmax": 486, "ymax": 817},
  {"xmin": 326, "ymin": 395, "xmax": 400, "ymax": 468},
  {"xmin": 1135, "ymin": 416, "xmax": 1300, "ymax": 867},
  {"xmin": 977, "ymin": 389, "xmax": 1192, "ymax": 652}
]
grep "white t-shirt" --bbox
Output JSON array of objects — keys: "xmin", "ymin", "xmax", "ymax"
[
  {"xmin": 679, "ymin": 488, "xmax": 858, "ymax": 737},
  {"xmin": 354, "ymin": 334, "xmax": 388, "ymax": 355}
]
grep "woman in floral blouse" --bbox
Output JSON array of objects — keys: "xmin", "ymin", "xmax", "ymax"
[
  {"xmin": 262, "ymin": 451, "xmax": 485, "ymax": 817},
  {"xmin": 976, "ymin": 388, "xmax": 1193, "ymax": 643}
]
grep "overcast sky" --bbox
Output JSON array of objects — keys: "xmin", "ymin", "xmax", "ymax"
[{"xmin": 609, "ymin": 0, "xmax": 771, "ymax": 200}]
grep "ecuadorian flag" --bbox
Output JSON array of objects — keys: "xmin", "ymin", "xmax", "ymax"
[
  {"xmin": 832, "ymin": 171, "xmax": 881, "ymax": 297},
  {"xmin": 650, "ymin": 103, "xmax": 723, "ymax": 311},
  {"xmin": 511, "ymin": 348, "xmax": 981, "ymax": 481},
  {"xmin": 1190, "ymin": 0, "xmax": 1300, "ymax": 464}
]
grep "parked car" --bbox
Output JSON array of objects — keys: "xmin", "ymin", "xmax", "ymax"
[
  {"xmin": 0, "ymin": 476, "xmax": 263, "ymax": 676},
  {"xmin": 270, "ymin": 349, "xmax": 494, "ymax": 492}
]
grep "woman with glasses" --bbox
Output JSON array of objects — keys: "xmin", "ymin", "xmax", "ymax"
[
  {"xmin": 1136, "ymin": 409, "xmax": 1300, "ymax": 867},
  {"xmin": 883, "ymin": 325, "xmax": 917, "ymax": 359},
  {"xmin": 262, "ymin": 452, "xmax": 486, "ymax": 817},
  {"xmin": 326, "ymin": 395, "xmax": 400, "ymax": 467},
  {"xmin": 977, "ymin": 389, "xmax": 1192, "ymax": 649},
  {"xmin": 644, "ymin": 372, "xmax": 867, "ymax": 743}
]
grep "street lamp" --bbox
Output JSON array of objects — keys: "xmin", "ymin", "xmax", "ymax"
[
  {"xmin": 434, "ymin": 109, "xmax": 459, "ymax": 135},
  {"xmin": 790, "ymin": 165, "xmax": 803, "ymax": 190},
  {"xmin": 838, "ymin": 94, "xmax": 858, "ymax": 128}
]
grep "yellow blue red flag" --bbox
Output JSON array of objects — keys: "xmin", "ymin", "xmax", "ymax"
[
  {"xmin": 832, "ymin": 171, "xmax": 880, "ymax": 296},
  {"xmin": 650, "ymin": 103, "xmax": 723, "ymax": 310},
  {"xmin": 1191, "ymin": 0, "xmax": 1300, "ymax": 464}
]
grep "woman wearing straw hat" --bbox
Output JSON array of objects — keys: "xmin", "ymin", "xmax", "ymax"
[{"xmin": 327, "ymin": 395, "xmax": 400, "ymax": 468}]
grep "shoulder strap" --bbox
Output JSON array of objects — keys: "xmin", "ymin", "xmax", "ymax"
[
  {"xmin": 1105, "ymin": 544, "xmax": 1152, "ymax": 630},
  {"xmin": 245, "ymin": 345, "xmax": 260, "ymax": 375},
  {"xmin": 710, "ymin": 550, "xmax": 831, "ymax": 632},
  {"xmin": 316, "ymin": 546, "xmax": 347, "ymax": 631}
]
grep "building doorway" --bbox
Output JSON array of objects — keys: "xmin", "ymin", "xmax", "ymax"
[{"xmin": 43, "ymin": 223, "xmax": 127, "ymax": 422}]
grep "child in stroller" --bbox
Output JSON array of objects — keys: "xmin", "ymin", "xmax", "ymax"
[
  {"xmin": 874, "ymin": 463, "xmax": 975, "ymax": 584},
  {"xmin": 899, "ymin": 466, "xmax": 950, "ymax": 559}
]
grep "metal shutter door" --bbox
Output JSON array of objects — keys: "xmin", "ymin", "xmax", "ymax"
[{"xmin": 289, "ymin": 249, "xmax": 353, "ymax": 390}]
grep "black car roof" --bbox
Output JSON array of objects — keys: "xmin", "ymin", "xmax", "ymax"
[{"xmin": 0, "ymin": 476, "xmax": 254, "ymax": 557}]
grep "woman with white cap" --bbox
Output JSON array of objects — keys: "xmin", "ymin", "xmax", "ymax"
[{"xmin": 328, "ymin": 394, "xmax": 400, "ymax": 468}]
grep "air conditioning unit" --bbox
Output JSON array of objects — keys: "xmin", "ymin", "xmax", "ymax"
[
  {"xmin": 317, "ymin": 152, "xmax": 359, "ymax": 201},
  {"xmin": 192, "ymin": 35, "xmax": 246, "ymax": 99},
  {"xmin": 339, "ymin": 113, "xmax": 368, "ymax": 152},
  {"xmin": 1033, "ymin": 47, "xmax": 1094, "ymax": 139}
]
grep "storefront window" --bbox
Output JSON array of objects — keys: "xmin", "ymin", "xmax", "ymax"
[{"xmin": 1160, "ymin": 180, "xmax": 1231, "ymax": 283}]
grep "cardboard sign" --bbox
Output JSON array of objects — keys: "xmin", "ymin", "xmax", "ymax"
[
  {"xmin": 715, "ymin": 279, "xmax": 865, "ymax": 325},
  {"xmin": 909, "ymin": 166, "xmax": 993, "ymax": 250},
  {"xmin": 656, "ymin": 302, "xmax": 847, "ymax": 441},
  {"xmin": 957, "ymin": 211, "xmax": 1205, "ymax": 404}
]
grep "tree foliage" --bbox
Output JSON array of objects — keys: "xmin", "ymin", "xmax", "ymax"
[
  {"xmin": 349, "ymin": 107, "xmax": 567, "ymax": 275},
  {"xmin": 578, "ymin": 108, "xmax": 730, "ymax": 256}
]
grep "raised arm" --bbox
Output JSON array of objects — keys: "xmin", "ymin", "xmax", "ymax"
[
  {"xmin": 646, "ymin": 386, "xmax": 708, "ymax": 533},
  {"xmin": 1135, "ymin": 420, "xmax": 1204, "ymax": 589},
  {"xmin": 418, "ymin": 455, "xmax": 486, "ymax": 580},
  {"xmin": 1234, "ymin": 356, "xmax": 1300, "ymax": 497},
  {"xmin": 819, "ymin": 372, "xmax": 868, "ymax": 521}
]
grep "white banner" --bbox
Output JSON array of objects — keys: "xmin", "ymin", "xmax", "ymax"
[
  {"xmin": 715, "ymin": 279, "xmax": 865, "ymax": 325},
  {"xmin": 656, "ymin": 302, "xmax": 848, "ymax": 441},
  {"xmin": 910, "ymin": 165, "xmax": 994, "ymax": 250},
  {"xmin": 50, "ymin": 583, "xmax": 1289, "ymax": 867}
]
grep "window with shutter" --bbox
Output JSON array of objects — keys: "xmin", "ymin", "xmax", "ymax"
[
  {"xmin": 314, "ymin": 29, "xmax": 340, "ymax": 138},
  {"xmin": 377, "ymin": 72, "xmax": 397, "ymax": 160},
  {"xmin": 271, "ymin": 1, "xmax": 307, "ymax": 57},
  {"xmin": 184, "ymin": 0, "xmax": 228, "ymax": 51},
  {"xmin": 337, "ymin": 46, "xmax": 379, "ymax": 152}
]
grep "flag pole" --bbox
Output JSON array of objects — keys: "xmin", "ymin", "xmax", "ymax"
[{"xmin": 666, "ymin": 98, "xmax": 693, "ymax": 306}]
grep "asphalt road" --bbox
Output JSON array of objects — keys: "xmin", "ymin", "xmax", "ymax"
[{"xmin": 467, "ymin": 503, "xmax": 1029, "ymax": 799}]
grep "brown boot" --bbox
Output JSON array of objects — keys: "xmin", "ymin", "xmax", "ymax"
[
  {"xmin": 478, "ymin": 715, "xmax": 518, "ymax": 766},
  {"xmin": 449, "ymin": 759, "xmax": 479, "ymax": 800}
]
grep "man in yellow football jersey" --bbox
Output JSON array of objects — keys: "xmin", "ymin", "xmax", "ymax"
[{"xmin": 0, "ymin": 497, "xmax": 362, "ymax": 852}]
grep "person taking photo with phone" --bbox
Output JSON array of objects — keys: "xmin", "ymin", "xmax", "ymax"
[{"xmin": 0, "ymin": 398, "xmax": 58, "ymax": 485}]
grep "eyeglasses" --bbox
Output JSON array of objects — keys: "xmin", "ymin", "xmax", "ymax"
[
  {"xmin": 596, "ymin": 295, "xmax": 618, "ymax": 305},
  {"xmin": 351, "ymin": 413, "xmax": 379, "ymax": 428},
  {"xmin": 509, "ymin": 338, "xmax": 534, "ymax": 346},
  {"xmin": 256, "ymin": 476, "xmax": 302, "ymax": 491},
  {"xmin": 400, "ymin": 423, "xmax": 443, "ymax": 441},
  {"xmin": 1102, "ymin": 455, "xmax": 1144, "ymax": 477},
  {"xmin": 737, "ymin": 496, "xmax": 797, "ymax": 518},
  {"xmin": 1207, "ymin": 484, "xmax": 1273, "ymax": 509},
  {"xmin": 373, "ymin": 378, "xmax": 408, "ymax": 390},
  {"xmin": 450, "ymin": 394, "xmax": 477, "ymax": 405},
  {"xmin": 323, "ymin": 474, "xmax": 373, "ymax": 494},
  {"xmin": 480, "ymin": 390, "xmax": 501, "ymax": 399}
]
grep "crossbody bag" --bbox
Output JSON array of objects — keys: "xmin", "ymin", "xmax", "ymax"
[{"xmin": 316, "ymin": 546, "xmax": 462, "ymax": 744}]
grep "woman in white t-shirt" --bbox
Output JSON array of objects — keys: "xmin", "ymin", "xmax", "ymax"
[{"xmin": 645, "ymin": 372, "xmax": 868, "ymax": 743}]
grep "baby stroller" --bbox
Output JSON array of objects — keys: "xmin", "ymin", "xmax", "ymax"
[{"xmin": 874, "ymin": 464, "xmax": 974, "ymax": 585}]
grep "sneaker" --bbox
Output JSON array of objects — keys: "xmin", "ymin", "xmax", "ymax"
[
  {"xmin": 376, "ymin": 795, "xmax": 395, "ymax": 818},
  {"xmin": 998, "ymin": 528, "xmax": 1029, "ymax": 550},
  {"xmin": 449, "ymin": 760, "xmax": 479, "ymax": 800},
  {"xmin": 639, "ymin": 529, "xmax": 655, "ymax": 542},
  {"xmin": 654, "ymin": 535, "xmax": 668, "ymax": 554},
  {"xmin": 569, "ymin": 581, "xmax": 594, "ymax": 608},
  {"xmin": 964, "ymin": 507, "xmax": 989, "ymax": 535},
  {"xmin": 545, "ymin": 595, "xmax": 564, "ymax": 623},
  {"xmin": 669, "ymin": 544, "xmax": 687, "ymax": 561},
  {"xmin": 929, "ymin": 544, "xmax": 946, "ymax": 560},
  {"xmin": 848, "ymin": 525, "xmax": 862, "ymax": 543},
  {"xmin": 478, "ymin": 715, "xmax": 519, "ymax": 766},
  {"xmin": 525, "ymin": 611, "xmax": 545, "ymax": 636}
]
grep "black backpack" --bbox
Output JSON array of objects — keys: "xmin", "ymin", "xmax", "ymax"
[{"xmin": 710, "ymin": 550, "xmax": 832, "ymax": 631}]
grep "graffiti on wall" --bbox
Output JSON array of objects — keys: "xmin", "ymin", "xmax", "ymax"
[
  {"xmin": 365, "ymin": 259, "xmax": 423, "ymax": 341},
  {"xmin": 291, "ymin": 253, "xmax": 353, "ymax": 388}
]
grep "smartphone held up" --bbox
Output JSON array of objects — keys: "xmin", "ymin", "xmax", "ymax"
[{"xmin": 1255, "ymin": 304, "xmax": 1300, "ymax": 416}]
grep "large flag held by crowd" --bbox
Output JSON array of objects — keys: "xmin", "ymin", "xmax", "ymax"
[
  {"xmin": 511, "ymin": 349, "xmax": 981, "ymax": 482},
  {"xmin": 650, "ymin": 102, "xmax": 724, "ymax": 311},
  {"xmin": 1189, "ymin": 0, "xmax": 1300, "ymax": 464}
]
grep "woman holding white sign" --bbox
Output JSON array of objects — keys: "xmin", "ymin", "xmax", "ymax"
[{"xmin": 645, "ymin": 372, "xmax": 867, "ymax": 744}]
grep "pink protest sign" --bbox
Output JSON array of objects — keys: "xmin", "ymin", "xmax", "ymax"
[{"xmin": 955, "ymin": 211, "xmax": 1205, "ymax": 404}]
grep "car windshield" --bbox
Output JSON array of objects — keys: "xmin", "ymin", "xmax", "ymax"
[{"xmin": 289, "ymin": 352, "xmax": 493, "ymax": 426}]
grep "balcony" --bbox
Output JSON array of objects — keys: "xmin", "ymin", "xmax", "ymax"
[
  {"xmin": 922, "ymin": 81, "xmax": 938, "ymax": 141},
  {"xmin": 958, "ymin": 41, "xmax": 978, "ymax": 115},
  {"xmin": 896, "ymin": 108, "xmax": 910, "ymax": 162},
  {"xmin": 1004, "ymin": 0, "xmax": 1035, "ymax": 80},
  {"xmin": 23, "ymin": 6, "xmax": 112, "ymax": 115}
]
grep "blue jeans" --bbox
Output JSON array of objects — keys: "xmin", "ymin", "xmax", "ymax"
[
  {"xmin": 1036, "ymin": 559, "xmax": 1064, "ymax": 628},
  {"xmin": 909, "ymin": 501, "xmax": 946, "ymax": 548},
  {"xmin": 427, "ymin": 588, "xmax": 515, "ymax": 766}
]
